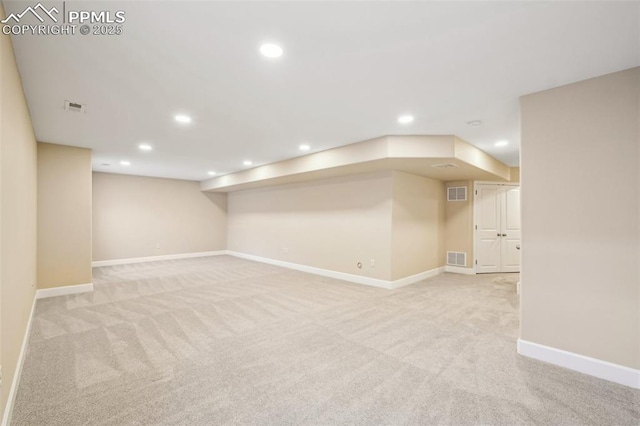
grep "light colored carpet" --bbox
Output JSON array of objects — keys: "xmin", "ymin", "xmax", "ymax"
[{"xmin": 10, "ymin": 256, "xmax": 640, "ymax": 425}]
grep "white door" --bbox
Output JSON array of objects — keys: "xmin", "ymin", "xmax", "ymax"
[
  {"xmin": 500, "ymin": 187, "xmax": 521, "ymax": 273},
  {"xmin": 475, "ymin": 184, "xmax": 521, "ymax": 273},
  {"xmin": 476, "ymin": 186, "xmax": 501, "ymax": 273}
]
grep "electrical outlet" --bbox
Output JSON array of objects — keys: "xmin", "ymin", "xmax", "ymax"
[
  {"xmin": 370, "ymin": 258, "xmax": 375, "ymax": 268},
  {"xmin": 282, "ymin": 247, "xmax": 289, "ymax": 254},
  {"xmin": 155, "ymin": 242, "xmax": 161, "ymax": 249}
]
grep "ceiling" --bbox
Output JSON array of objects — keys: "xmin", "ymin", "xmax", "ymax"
[{"xmin": 6, "ymin": 1, "xmax": 640, "ymax": 181}]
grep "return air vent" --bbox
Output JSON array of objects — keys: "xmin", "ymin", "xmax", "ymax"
[
  {"xmin": 447, "ymin": 251, "xmax": 467, "ymax": 267},
  {"xmin": 431, "ymin": 163, "xmax": 459, "ymax": 169},
  {"xmin": 64, "ymin": 100, "xmax": 86, "ymax": 113},
  {"xmin": 447, "ymin": 186, "xmax": 467, "ymax": 201}
]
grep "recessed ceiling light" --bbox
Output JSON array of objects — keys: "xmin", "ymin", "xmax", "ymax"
[
  {"xmin": 398, "ymin": 115, "xmax": 414, "ymax": 124},
  {"xmin": 120, "ymin": 160, "xmax": 130, "ymax": 166},
  {"xmin": 259, "ymin": 43, "xmax": 283, "ymax": 58},
  {"xmin": 299, "ymin": 144, "xmax": 310, "ymax": 151},
  {"xmin": 208, "ymin": 171, "xmax": 216, "ymax": 176},
  {"xmin": 468, "ymin": 120, "xmax": 483, "ymax": 127},
  {"xmin": 495, "ymin": 140, "xmax": 509, "ymax": 147},
  {"xmin": 174, "ymin": 114, "xmax": 192, "ymax": 124},
  {"xmin": 243, "ymin": 160, "xmax": 253, "ymax": 166},
  {"xmin": 138, "ymin": 144, "xmax": 153, "ymax": 151}
]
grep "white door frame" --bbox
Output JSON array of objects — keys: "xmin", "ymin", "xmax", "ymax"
[{"xmin": 473, "ymin": 181, "xmax": 520, "ymax": 273}]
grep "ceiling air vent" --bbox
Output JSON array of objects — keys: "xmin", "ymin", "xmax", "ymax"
[
  {"xmin": 431, "ymin": 163, "xmax": 459, "ymax": 169},
  {"xmin": 64, "ymin": 100, "xmax": 86, "ymax": 113}
]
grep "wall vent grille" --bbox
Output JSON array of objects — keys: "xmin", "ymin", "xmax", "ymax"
[
  {"xmin": 431, "ymin": 163, "xmax": 459, "ymax": 169},
  {"xmin": 64, "ymin": 100, "xmax": 86, "ymax": 113},
  {"xmin": 447, "ymin": 186, "xmax": 467, "ymax": 201},
  {"xmin": 447, "ymin": 251, "xmax": 467, "ymax": 267}
]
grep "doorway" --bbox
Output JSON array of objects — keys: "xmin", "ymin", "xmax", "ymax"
[{"xmin": 474, "ymin": 183, "xmax": 521, "ymax": 273}]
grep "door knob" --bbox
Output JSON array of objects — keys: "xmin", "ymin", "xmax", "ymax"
[
  {"xmin": 502, "ymin": 234, "xmax": 507, "ymax": 237},
  {"xmin": 497, "ymin": 233, "xmax": 501, "ymax": 237}
]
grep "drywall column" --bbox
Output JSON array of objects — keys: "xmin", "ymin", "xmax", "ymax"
[
  {"xmin": 391, "ymin": 171, "xmax": 445, "ymax": 280},
  {"xmin": 0, "ymin": 7, "xmax": 38, "ymax": 418},
  {"xmin": 37, "ymin": 143, "xmax": 92, "ymax": 289},
  {"xmin": 520, "ymin": 67, "xmax": 640, "ymax": 379}
]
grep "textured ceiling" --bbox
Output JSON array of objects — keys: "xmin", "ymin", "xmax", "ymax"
[{"xmin": 6, "ymin": 1, "xmax": 640, "ymax": 180}]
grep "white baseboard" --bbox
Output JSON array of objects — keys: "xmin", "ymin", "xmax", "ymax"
[
  {"xmin": 228, "ymin": 251, "xmax": 392, "ymax": 288},
  {"xmin": 92, "ymin": 250, "xmax": 228, "ymax": 267},
  {"xmin": 35, "ymin": 282, "xmax": 93, "ymax": 299},
  {"xmin": 227, "ymin": 251, "xmax": 443, "ymax": 290},
  {"xmin": 517, "ymin": 339, "xmax": 640, "ymax": 389},
  {"xmin": 1, "ymin": 294, "xmax": 36, "ymax": 426},
  {"xmin": 390, "ymin": 267, "xmax": 446, "ymax": 289},
  {"xmin": 445, "ymin": 265, "xmax": 476, "ymax": 275}
]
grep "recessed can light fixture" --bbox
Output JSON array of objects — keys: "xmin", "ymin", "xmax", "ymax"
[
  {"xmin": 398, "ymin": 115, "xmax": 414, "ymax": 124},
  {"xmin": 174, "ymin": 114, "xmax": 192, "ymax": 124},
  {"xmin": 243, "ymin": 160, "xmax": 253, "ymax": 166},
  {"xmin": 208, "ymin": 171, "xmax": 216, "ymax": 176},
  {"xmin": 495, "ymin": 140, "xmax": 509, "ymax": 147},
  {"xmin": 299, "ymin": 144, "xmax": 310, "ymax": 151},
  {"xmin": 120, "ymin": 160, "xmax": 131, "ymax": 166},
  {"xmin": 259, "ymin": 43, "xmax": 283, "ymax": 58},
  {"xmin": 468, "ymin": 120, "xmax": 483, "ymax": 127},
  {"xmin": 138, "ymin": 144, "xmax": 153, "ymax": 151}
]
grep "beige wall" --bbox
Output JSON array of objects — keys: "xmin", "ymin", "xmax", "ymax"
[
  {"xmin": 228, "ymin": 170, "xmax": 448, "ymax": 282},
  {"xmin": 228, "ymin": 172, "xmax": 394, "ymax": 280},
  {"xmin": 93, "ymin": 173, "xmax": 227, "ymax": 261},
  {"xmin": 391, "ymin": 171, "xmax": 445, "ymax": 279},
  {"xmin": 0, "ymin": 8, "xmax": 38, "ymax": 416},
  {"xmin": 37, "ymin": 143, "xmax": 92, "ymax": 289},
  {"xmin": 444, "ymin": 180, "xmax": 474, "ymax": 268},
  {"xmin": 520, "ymin": 67, "xmax": 640, "ymax": 369},
  {"xmin": 509, "ymin": 167, "xmax": 520, "ymax": 183}
]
